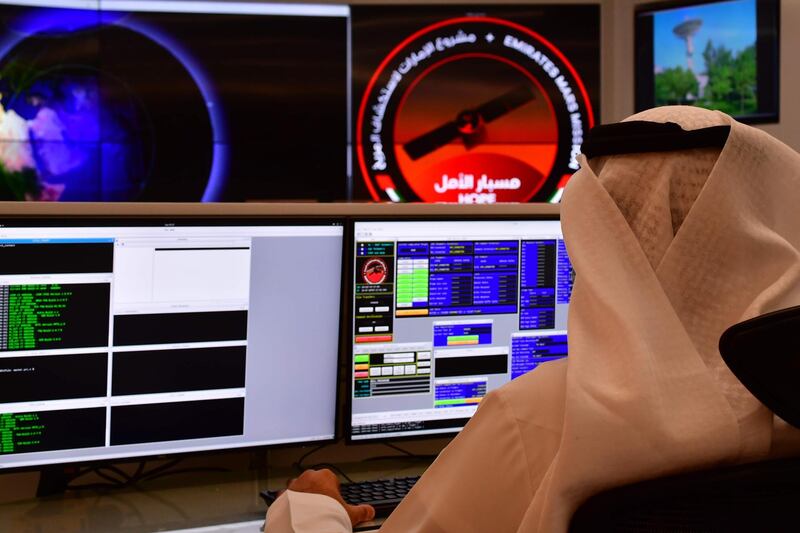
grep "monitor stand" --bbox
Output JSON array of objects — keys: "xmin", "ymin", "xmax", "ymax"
[{"xmin": 36, "ymin": 466, "xmax": 73, "ymax": 497}]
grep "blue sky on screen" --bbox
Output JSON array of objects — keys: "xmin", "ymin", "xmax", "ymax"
[{"xmin": 653, "ymin": 0, "xmax": 756, "ymax": 74}]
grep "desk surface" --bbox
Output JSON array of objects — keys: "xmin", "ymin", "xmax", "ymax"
[
  {"xmin": 0, "ymin": 448, "xmax": 433, "ymax": 533},
  {"xmin": 155, "ymin": 520, "xmax": 380, "ymax": 533}
]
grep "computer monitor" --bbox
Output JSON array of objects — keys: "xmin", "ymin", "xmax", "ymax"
[
  {"xmin": 634, "ymin": 0, "xmax": 779, "ymax": 123},
  {"xmin": 348, "ymin": 218, "xmax": 571, "ymax": 440},
  {"xmin": 0, "ymin": 217, "xmax": 343, "ymax": 469}
]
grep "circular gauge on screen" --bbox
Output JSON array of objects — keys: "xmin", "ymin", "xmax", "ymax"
[
  {"xmin": 362, "ymin": 258, "xmax": 389, "ymax": 285},
  {"xmin": 356, "ymin": 17, "xmax": 595, "ymax": 203}
]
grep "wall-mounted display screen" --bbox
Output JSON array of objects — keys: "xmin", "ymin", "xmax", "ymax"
[
  {"xmin": 0, "ymin": 0, "xmax": 349, "ymax": 202},
  {"xmin": 0, "ymin": 2, "xmax": 604, "ymax": 204},
  {"xmin": 352, "ymin": 5, "xmax": 600, "ymax": 204},
  {"xmin": 635, "ymin": 0, "xmax": 779, "ymax": 123}
]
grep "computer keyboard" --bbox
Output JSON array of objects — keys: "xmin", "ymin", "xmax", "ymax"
[
  {"xmin": 260, "ymin": 475, "xmax": 419, "ymax": 518},
  {"xmin": 340, "ymin": 476, "xmax": 419, "ymax": 517}
]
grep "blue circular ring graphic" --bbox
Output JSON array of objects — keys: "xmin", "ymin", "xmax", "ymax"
[{"xmin": 0, "ymin": 7, "xmax": 226, "ymax": 201}]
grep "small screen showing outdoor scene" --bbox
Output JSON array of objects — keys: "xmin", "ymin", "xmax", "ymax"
[
  {"xmin": 655, "ymin": 0, "xmax": 756, "ymax": 113},
  {"xmin": 635, "ymin": 0, "xmax": 778, "ymax": 123}
]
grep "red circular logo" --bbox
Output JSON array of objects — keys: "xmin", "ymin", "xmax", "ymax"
[
  {"xmin": 356, "ymin": 16, "xmax": 594, "ymax": 204},
  {"xmin": 361, "ymin": 258, "xmax": 388, "ymax": 285}
]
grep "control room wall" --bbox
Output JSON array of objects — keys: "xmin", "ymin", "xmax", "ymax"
[{"xmin": 214, "ymin": 0, "xmax": 798, "ymax": 150}]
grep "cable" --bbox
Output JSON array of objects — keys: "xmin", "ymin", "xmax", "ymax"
[
  {"xmin": 361, "ymin": 453, "xmax": 438, "ymax": 463},
  {"xmin": 293, "ymin": 442, "xmax": 334, "ymax": 473},
  {"xmin": 65, "ymin": 466, "xmax": 128, "ymax": 491},
  {"xmin": 141, "ymin": 466, "xmax": 231, "ymax": 483},
  {"xmin": 137, "ymin": 458, "xmax": 183, "ymax": 482},
  {"xmin": 287, "ymin": 441, "xmax": 438, "ymax": 488},
  {"xmin": 66, "ymin": 482, "xmax": 124, "ymax": 491},
  {"xmin": 382, "ymin": 442, "xmax": 416, "ymax": 457},
  {"xmin": 64, "ymin": 458, "xmax": 231, "ymax": 492},
  {"xmin": 100, "ymin": 464, "xmax": 135, "ymax": 483},
  {"xmin": 132, "ymin": 461, "xmax": 146, "ymax": 480},
  {"xmin": 305, "ymin": 462, "xmax": 355, "ymax": 484},
  {"xmin": 92, "ymin": 469, "xmax": 128, "ymax": 485},
  {"xmin": 359, "ymin": 442, "xmax": 438, "ymax": 463}
]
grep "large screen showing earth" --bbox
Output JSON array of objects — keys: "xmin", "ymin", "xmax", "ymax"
[{"xmin": 0, "ymin": 2, "xmax": 349, "ymax": 201}]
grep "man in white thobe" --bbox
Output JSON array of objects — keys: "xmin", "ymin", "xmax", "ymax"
[{"xmin": 266, "ymin": 106, "xmax": 800, "ymax": 532}]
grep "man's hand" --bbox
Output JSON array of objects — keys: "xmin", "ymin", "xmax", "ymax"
[{"xmin": 288, "ymin": 469, "xmax": 376, "ymax": 526}]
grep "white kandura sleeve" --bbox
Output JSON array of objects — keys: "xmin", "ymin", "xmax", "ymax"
[{"xmin": 265, "ymin": 490, "xmax": 352, "ymax": 533}]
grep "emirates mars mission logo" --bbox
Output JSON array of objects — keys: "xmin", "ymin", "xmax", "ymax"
[
  {"xmin": 361, "ymin": 258, "xmax": 388, "ymax": 285},
  {"xmin": 356, "ymin": 16, "xmax": 595, "ymax": 204}
]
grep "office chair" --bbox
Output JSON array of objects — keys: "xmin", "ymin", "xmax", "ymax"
[{"xmin": 569, "ymin": 305, "xmax": 800, "ymax": 532}]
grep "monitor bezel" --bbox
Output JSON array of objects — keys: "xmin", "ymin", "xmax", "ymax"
[
  {"xmin": 344, "ymin": 213, "xmax": 562, "ymax": 445},
  {"xmin": 634, "ymin": 0, "xmax": 780, "ymax": 125},
  {"xmin": 0, "ymin": 214, "xmax": 347, "ymax": 473}
]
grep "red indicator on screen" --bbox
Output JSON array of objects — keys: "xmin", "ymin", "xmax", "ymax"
[{"xmin": 355, "ymin": 335, "xmax": 394, "ymax": 343}]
